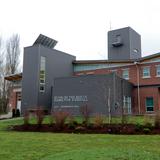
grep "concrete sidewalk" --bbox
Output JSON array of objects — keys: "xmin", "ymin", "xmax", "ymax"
[{"xmin": 0, "ymin": 112, "xmax": 12, "ymax": 120}]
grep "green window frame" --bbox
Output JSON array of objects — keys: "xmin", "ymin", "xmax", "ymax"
[{"xmin": 146, "ymin": 97, "xmax": 154, "ymax": 112}]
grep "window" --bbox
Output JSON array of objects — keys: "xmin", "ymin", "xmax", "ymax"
[
  {"xmin": 122, "ymin": 69, "xmax": 129, "ymax": 80},
  {"xmin": 39, "ymin": 84, "xmax": 45, "ymax": 92},
  {"xmin": 146, "ymin": 97, "xmax": 154, "ymax": 112},
  {"xmin": 39, "ymin": 56, "xmax": 46, "ymax": 92},
  {"xmin": 123, "ymin": 96, "xmax": 131, "ymax": 114},
  {"xmin": 112, "ymin": 35, "xmax": 123, "ymax": 47},
  {"xmin": 156, "ymin": 65, "xmax": 160, "ymax": 77},
  {"xmin": 142, "ymin": 66, "xmax": 150, "ymax": 78}
]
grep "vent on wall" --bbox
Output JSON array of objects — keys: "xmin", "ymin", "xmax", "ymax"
[
  {"xmin": 112, "ymin": 35, "xmax": 123, "ymax": 47},
  {"xmin": 33, "ymin": 34, "xmax": 58, "ymax": 49}
]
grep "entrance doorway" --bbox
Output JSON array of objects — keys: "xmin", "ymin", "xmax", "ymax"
[{"xmin": 16, "ymin": 92, "xmax": 21, "ymax": 113}]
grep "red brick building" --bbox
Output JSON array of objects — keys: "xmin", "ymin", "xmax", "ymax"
[
  {"xmin": 5, "ymin": 73, "xmax": 22, "ymax": 112},
  {"xmin": 73, "ymin": 53, "xmax": 160, "ymax": 114}
]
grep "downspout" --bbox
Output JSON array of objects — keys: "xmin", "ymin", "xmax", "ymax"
[{"xmin": 134, "ymin": 61, "xmax": 141, "ymax": 114}]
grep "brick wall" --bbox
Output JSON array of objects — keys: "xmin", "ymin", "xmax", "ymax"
[
  {"xmin": 8, "ymin": 89, "xmax": 17, "ymax": 110},
  {"xmin": 75, "ymin": 62, "xmax": 160, "ymax": 86},
  {"xmin": 132, "ymin": 87, "xmax": 160, "ymax": 114},
  {"xmin": 8, "ymin": 88, "xmax": 21, "ymax": 111},
  {"xmin": 74, "ymin": 61, "xmax": 160, "ymax": 114}
]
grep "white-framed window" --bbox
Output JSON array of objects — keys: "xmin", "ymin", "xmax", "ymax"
[
  {"xmin": 122, "ymin": 69, "xmax": 129, "ymax": 80},
  {"xmin": 123, "ymin": 96, "xmax": 131, "ymax": 114},
  {"xmin": 39, "ymin": 56, "xmax": 46, "ymax": 92},
  {"xmin": 146, "ymin": 97, "xmax": 154, "ymax": 112},
  {"xmin": 142, "ymin": 66, "xmax": 150, "ymax": 78},
  {"xmin": 156, "ymin": 65, "xmax": 160, "ymax": 77}
]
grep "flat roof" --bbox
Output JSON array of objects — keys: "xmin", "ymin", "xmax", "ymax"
[
  {"xmin": 73, "ymin": 59, "xmax": 135, "ymax": 64},
  {"xmin": 4, "ymin": 52, "xmax": 160, "ymax": 80},
  {"xmin": 73, "ymin": 52, "xmax": 160, "ymax": 64}
]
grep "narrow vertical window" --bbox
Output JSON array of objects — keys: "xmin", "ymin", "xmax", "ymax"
[
  {"xmin": 122, "ymin": 69, "xmax": 129, "ymax": 80},
  {"xmin": 142, "ymin": 66, "xmax": 150, "ymax": 78},
  {"xmin": 156, "ymin": 65, "xmax": 160, "ymax": 77},
  {"xmin": 146, "ymin": 97, "xmax": 154, "ymax": 112},
  {"xmin": 123, "ymin": 96, "xmax": 132, "ymax": 114},
  {"xmin": 39, "ymin": 56, "xmax": 46, "ymax": 92}
]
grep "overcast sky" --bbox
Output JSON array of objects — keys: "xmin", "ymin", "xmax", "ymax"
[{"xmin": 1, "ymin": 0, "xmax": 160, "ymax": 62}]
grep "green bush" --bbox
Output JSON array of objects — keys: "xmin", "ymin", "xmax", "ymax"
[
  {"xmin": 23, "ymin": 111, "xmax": 30, "ymax": 125},
  {"xmin": 49, "ymin": 115, "xmax": 54, "ymax": 126},
  {"xmin": 143, "ymin": 115, "xmax": 152, "ymax": 127},
  {"xmin": 143, "ymin": 128, "xmax": 151, "ymax": 134},
  {"xmin": 135, "ymin": 123, "xmax": 143, "ymax": 132},
  {"xmin": 154, "ymin": 111, "xmax": 160, "ymax": 128},
  {"xmin": 68, "ymin": 115, "xmax": 78, "ymax": 129},
  {"xmin": 144, "ymin": 122, "xmax": 153, "ymax": 129},
  {"xmin": 35, "ymin": 108, "xmax": 45, "ymax": 127},
  {"xmin": 80, "ymin": 104, "xmax": 92, "ymax": 126},
  {"xmin": 75, "ymin": 126, "xmax": 85, "ymax": 132},
  {"xmin": 121, "ymin": 115, "xmax": 128, "ymax": 124},
  {"xmin": 94, "ymin": 114, "xmax": 104, "ymax": 128},
  {"xmin": 53, "ymin": 111, "xmax": 69, "ymax": 129}
]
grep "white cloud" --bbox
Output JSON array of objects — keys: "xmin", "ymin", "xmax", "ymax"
[{"xmin": 0, "ymin": 0, "xmax": 160, "ymax": 62}]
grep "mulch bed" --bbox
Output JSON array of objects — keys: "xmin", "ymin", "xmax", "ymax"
[{"xmin": 11, "ymin": 123, "xmax": 160, "ymax": 134}]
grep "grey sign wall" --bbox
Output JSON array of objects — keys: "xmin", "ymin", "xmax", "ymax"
[{"xmin": 52, "ymin": 73, "xmax": 133, "ymax": 115}]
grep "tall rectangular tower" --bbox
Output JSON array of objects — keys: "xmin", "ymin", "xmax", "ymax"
[
  {"xmin": 108, "ymin": 27, "xmax": 141, "ymax": 60},
  {"xmin": 21, "ymin": 35, "xmax": 76, "ymax": 113}
]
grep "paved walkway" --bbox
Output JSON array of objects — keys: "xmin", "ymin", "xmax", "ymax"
[{"xmin": 0, "ymin": 112, "xmax": 12, "ymax": 120}]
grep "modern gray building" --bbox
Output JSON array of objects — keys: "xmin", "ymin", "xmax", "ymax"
[
  {"xmin": 20, "ymin": 34, "xmax": 133, "ymax": 115},
  {"xmin": 6, "ymin": 27, "xmax": 142, "ymax": 116},
  {"xmin": 21, "ymin": 35, "xmax": 76, "ymax": 113},
  {"xmin": 108, "ymin": 27, "xmax": 141, "ymax": 60},
  {"xmin": 52, "ymin": 73, "xmax": 132, "ymax": 115}
]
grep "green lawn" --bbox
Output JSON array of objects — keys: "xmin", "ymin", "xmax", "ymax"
[{"xmin": 0, "ymin": 117, "xmax": 160, "ymax": 160}]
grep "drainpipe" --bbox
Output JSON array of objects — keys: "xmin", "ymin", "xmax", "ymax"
[{"xmin": 134, "ymin": 61, "xmax": 141, "ymax": 115}]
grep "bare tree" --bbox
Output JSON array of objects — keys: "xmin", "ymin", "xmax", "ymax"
[
  {"xmin": 0, "ymin": 34, "xmax": 21, "ymax": 113},
  {"xmin": 6, "ymin": 34, "xmax": 20, "ymax": 75},
  {"xmin": 0, "ymin": 37, "xmax": 7, "ymax": 113},
  {"xmin": 0, "ymin": 37, "xmax": 3, "ymax": 86}
]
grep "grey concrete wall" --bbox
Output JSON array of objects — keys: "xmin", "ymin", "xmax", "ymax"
[
  {"xmin": 21, "ymin": 46, "xmax": 40, "ymax": 113},
  {"xmin": 21, "ymin": 45, "xmax": 75, "ymax": 113},
  {"xmin": 129, "ymin": 27, "xmax": 141, "ymax": 59},
  {"xmin": 108, "ymin": 27, "xmax": 141, "ymax": 60},
  {"xmin": 52, "ymin": 73, "xmax": 133, "ymax": 115},
  {"xmin": 38, "ymin": 45, "xmax": 76, "ymax": 111},
  {"xmin": 114, "ymin": 76, "xmax": 133, "ymax": 114}
]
